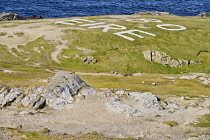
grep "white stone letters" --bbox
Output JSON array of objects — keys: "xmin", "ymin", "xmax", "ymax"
[
  {"xmin": 55, "ymin": 18, "xmax": 187, "ymax": 41},
  {"xmin": 80, "ymin": 22, "xmax": 106, "ymax": 27},
  {"xmin": 55, "ymin": 20, "xmax": 75, "ymax": 25},
  {"xmin": 126, "ymin": 18, "xmax": 162, "ymax": 23},
  {"xmin": 156, "ymin": 24, "xmax": 187, "ymax": 31},
  {"xmin": 89, "ymin": 24, "xmax": 127, "ymax": 32},
  {"xmin": 114, "ymin": 30, "xmax": 157, "ymax": 41},
  {"xmin": 55, "ymin": 19, "xmax": 95, "ymax": 25}
]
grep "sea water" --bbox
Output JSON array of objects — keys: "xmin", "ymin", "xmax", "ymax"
[{"xmin": 0, "ymin": 0, "xmax": 209, "ymax": 18}]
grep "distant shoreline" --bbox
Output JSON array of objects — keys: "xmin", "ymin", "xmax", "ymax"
[{"xmin": 1, "ymin": 11, "xmax": 210, "ymax": 21}]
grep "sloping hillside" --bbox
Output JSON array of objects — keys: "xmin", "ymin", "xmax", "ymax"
[{"xmin": 1, "ymin": 15, "xmax": 210, "ymax": 75}]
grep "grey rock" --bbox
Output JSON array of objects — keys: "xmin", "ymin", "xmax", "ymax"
[
  {"xmin": 21, "ymin": 94, "xmax": 41, "ymax": 107},
  {"xmin": 179, "ymin": 75, "xmax": 197, "ymax": 80},
  {"xmin": 199, "ymin": 77, "xmax": 210, "ymax": 85},
  {"xmin": 47, "ymin": 98, "xmax": 73, "ymax": 109},
  {"xmin": 39, "ymin": 71, "xmax": 91, "ymax": 109},
  {"xmin": 78, "ymin": 87, "xmax": 98, "ymax": 96},
  {"xmin": 0, "ymin": 12, "xmax": 24, "ymax": 21},
  {"xmin": 0, "ymin": 86, "xmax": 9, "ymax": 104},
  {"xmin": 165, "ymin": 102, "xmax": 179, "ymax": 113},
  {"xmin": 34, "ymin": 97, "xmax": 46, "ymax": 110},
  {"xmin": 83, "ymin": 56, "xmax": 97, "ymax": 64},
  {"xmin": 28, "ymin": 86, "xmax": 43, "ymax": 94},
  {"xmin": 116, "ymin": 90, "xmax": 129, "ymax": 96},
  {"xmin": 15, "ymin": 94, "xmax": 24, "ymax": 104},
  {"xmin": 19, "ymin": 110, "xmax": 37, "ymax": 115},
  {"xmin": 129, "ymin": 92, "xmax": 164, "ymax": 111},
  {"xmin": 106, "ymin": 99, "xmax": 142, "ymax": 117},
  {"xmin": 0, "ymin": 71, "xmax": 96, "ymax": 109},
  {"xmin": 1, "ymin": 87, "xmax": 22, "ymax": 107},
  {"xmin": 142, "ymin": 50, "xmax": 152, "ymax": 61},
  {"xmin": 142, "ymin": 50, "xmax": 191, "ymax": 67}
]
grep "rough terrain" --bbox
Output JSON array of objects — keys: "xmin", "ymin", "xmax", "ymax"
[
  {"xmin": 0, "ymin": 71, "xmax": 209, "ymax": 140},
  {"xmin": 0, "ymin": 13, "xmax": 210, "ymax": 140}
]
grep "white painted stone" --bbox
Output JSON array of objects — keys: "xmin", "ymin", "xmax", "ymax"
[
  {"xmin": 55, "ymin": 19, "xmax": 95, "ymax": 25},
  {"xmin": 156, "ymin": 24, "xmax": 187, "ymax": 31},
  {"xmin": 114, "ymin": 29, "xmax": 156, "ymax": 41},
  {"xmin": 80, "ymin": 22, "xmax": 105, "ymax": 27},
  {"xmin": 89, "ymin": 24, "xmax": 127, "ymax": 32}
]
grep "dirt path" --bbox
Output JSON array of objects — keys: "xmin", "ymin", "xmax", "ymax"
[{"xmin": 0, "ymin": 18, "xmax": 86, "ymax": 63}]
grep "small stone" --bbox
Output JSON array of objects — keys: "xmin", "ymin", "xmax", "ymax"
[
  {"xmin": 116, "ymin": 90, "xmax": 129, "ymax": 95},
  {"xmin": 40, "ymin": 128, "xmax": 50, "ymax": 133},
  {"xmin": 75, "ymin": 54, "xmax": 80, "ymax": 57},
  {"xmin": 22, "ymin": 135, "xmax": 27, "ymax": 139},
  {"xmin": 20, "ymin": 110, "xmax": 37, "ymax": 115},
  {"xmin": 179, "ymin": 97, "xmax": 185, "ymax": 100},
  {"xmin": 124, "ymin": 74, "xmax": 132, "ymax": 76},
  {"xmin": 151, "ymin": 82, "xmax": 157, "ymax": 86}
]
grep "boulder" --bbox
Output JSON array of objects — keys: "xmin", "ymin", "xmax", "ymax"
[
  {"xmin": 0, "ymin": 86, "xmax": 10, "ymax": 104},
  {"xmin": 78, "ymin": 87, "xmax": 98, "ymax": 96},
  {"xmin": 34, "ymin": 97, "xmax": 46, "ymax": 110},
  {"xmin": 142, "ymin": 50, "xmax": 190, "ymax": 67},
  {"xmin": 0, "ymin": 12, "xmax": 24, "ymax": 21},
  {"xmin": 83, "ymin": 56, "xmax": 97, "ymax": 64},
  {"xmin": 36, "ymin": 71, "xmax": 91, "ymax": 109},
  {"xmin": 21, "ymin": 94, "xmax": 41, "ymax": 107},
  {"xmin": 1, "ymin": 87, "xmax": 22, "ymax": 107}
]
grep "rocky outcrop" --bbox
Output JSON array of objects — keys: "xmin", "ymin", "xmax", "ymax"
[
  {"xmin": 197, "ymin": 13, "xmax": 210, "ymax": 17},
  {"xmin": 129, "ymin": 92, "xmax": 164, "ymax": 111},
  {"xmin": 0, "ymin": 87, "xmax": 22, "ymax": 107},
  {"xmin": 0, "ymin": 12, "xmax": 43, "ymax": 21},
  {"xmin": 0, "ymin": 13, "xmax": 24, "ymax": 21},
  {"xmin": 106, "ymin": 90, "xmax": 179, "ymax": 117},
  {"xmin": 106, "ymin": 99, "xmax": 142, "ymax": 117},
  {"xmin": 133, "ymin": 11, "xmax": 175, "ymax": 16},
  {"xmin": 142, "ymin": 50, "xmax": 191, "ymax": 67},
  {"xmin": 0, "ymin": 71, "xmax": 97, "ymax": 109},
  {"xmin": 25, "ymin": 15, "xmax": 43, "ymax": 20}
]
